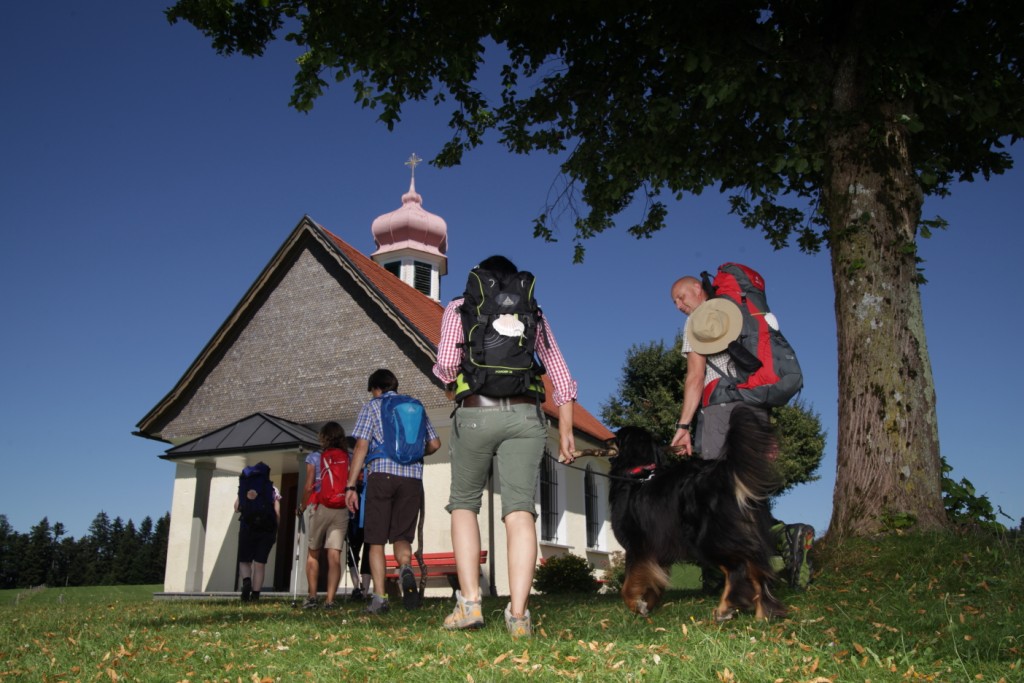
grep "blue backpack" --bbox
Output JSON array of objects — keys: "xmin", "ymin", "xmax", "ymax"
[
  {"xmin": 237, "ymin": 462, "xmax": 277, "ymax": 532},
  {"xmin": 367, "ymin": 394, "xmax": 428, "ymax": 465}
]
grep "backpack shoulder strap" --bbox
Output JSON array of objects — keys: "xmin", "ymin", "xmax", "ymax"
[{"xmin": 364, "ymin": 395, "xmax": 388, "ymax": 462}]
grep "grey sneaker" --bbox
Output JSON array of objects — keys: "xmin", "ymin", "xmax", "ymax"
[
  {"xmin": 322, "ymin": 600, "xmax": 339, "ymax": 611},
  {"xmin": 301, "ymin": 596, "xmax": 319, "ymax": 610},
  {"xmin": 399, "ymin": 564, "xmax": 421, "ymax": 610},
  {"xmin": 365, "ymin": 593, "xmax": 390, "ymax": 615},
  {"xmin": 504, "ymin": 603, "xmax": 532, "ymax": 638},
  {"xmin": 443, "ymin": 590, "xmax": 484, "ymax": 630}
]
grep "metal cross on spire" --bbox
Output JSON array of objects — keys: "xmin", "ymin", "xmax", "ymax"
[{"xmin": 405, "ymin": 152, "xmax": 423, "ymax": 179}]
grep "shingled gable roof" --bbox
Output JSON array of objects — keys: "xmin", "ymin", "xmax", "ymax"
[{"xmin": 136, "ymin": 215, "xmax": 613, "ymax": 443}]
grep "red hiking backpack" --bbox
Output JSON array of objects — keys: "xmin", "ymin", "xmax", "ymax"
[
  {"xmin": 316, "ymin": 447, "xmax": 350, "ymax": 509},
  {"xmin": 700, "ymin": 263, "xmax": 803, "ymax": 408}
]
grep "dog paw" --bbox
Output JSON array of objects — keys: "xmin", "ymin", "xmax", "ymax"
[
  {"xmin": 635, "ymin": 599, "xmax": 649, "ymax": 617},
  {"xmin": 713, "ymin": 607, "xmax": 737, "ymax": 623}
]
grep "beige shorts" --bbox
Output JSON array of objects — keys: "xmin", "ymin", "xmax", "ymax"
[{"xmin": 307, "ymin": 504, "xmax": 348, "ymax": 552}]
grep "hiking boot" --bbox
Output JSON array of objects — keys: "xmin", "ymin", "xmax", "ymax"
[
  {"xmin": 443, "ymin": 590, "xmax": 484, "ymax": 630},
  {"xmin": 322, "ymin": 601, "xmax": 338, "ymax": 611},
  {"xmin": 399, "ymin": 564, "xmax": 421, "ymax": 610},
  {"xmin": 301, "ymin": 596, "xmax": 319, "ymax": 610},
  {"xmin": 350, "ymin": 587, "xmax": 364, "ymax": 602},
  {"xmin": 365, "ymin": 594, "xmax": 390, "ymax": 615},
  {"xmin": 504, "ymin": 603, "xmax": 532, "ymax": 638},
  {"xmin": 785, "ymin": 524, "xmax": 815, "ymax": 590},
  {"xmin": 240, "ymin": 577, "xmax": 252, "ymax": 602}
]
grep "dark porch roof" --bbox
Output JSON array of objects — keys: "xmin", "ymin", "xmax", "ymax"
[{"xmin": 163, "ymin": 412, "xmax": 319, "ymax": 459}]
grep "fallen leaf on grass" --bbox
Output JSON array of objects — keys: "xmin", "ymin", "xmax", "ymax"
[{"xmin": 493, "ymin": 651, "xmax": 510, "ymax": 664}]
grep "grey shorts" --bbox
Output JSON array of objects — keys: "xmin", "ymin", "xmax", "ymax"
[
  {"xmin": 696, "ymin": 402, "xmax": 769, "ymax": 460},
  {"xmin": 447, "ymin": 403, "xmax": 547, "ymax": 519}
]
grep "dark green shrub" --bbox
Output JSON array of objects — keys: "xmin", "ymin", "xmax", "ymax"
[
  {"xmin": 941, "ymin": 456, "xmax": 1006, "ymax": 533},
  {"xmin": 533, "ymin": 553, "xmax": 600, "ymax": 594}
]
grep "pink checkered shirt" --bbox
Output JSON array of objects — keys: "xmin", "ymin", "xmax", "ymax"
[{"xmin": 432, "ymin": 298, "xmax": 578, "ymax": 406}]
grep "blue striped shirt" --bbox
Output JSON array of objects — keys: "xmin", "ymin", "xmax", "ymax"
[{"xmin": 351, "ymin": 391, "xmax": 438, "ymax": 479}]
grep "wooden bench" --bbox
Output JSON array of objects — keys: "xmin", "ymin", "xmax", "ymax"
[{"xmin": 383, "ymin": 550, "xmax": 488, "ymax": 598}]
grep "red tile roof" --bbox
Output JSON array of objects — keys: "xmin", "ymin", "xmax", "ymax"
[{"xmin": 321, "ymin": 225, "xmax": 613, "ymax": 443}]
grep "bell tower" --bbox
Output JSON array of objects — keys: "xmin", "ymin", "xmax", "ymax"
[{"xmin": 370, "ymin": 153, "xmax": 448, "ymax": 301}]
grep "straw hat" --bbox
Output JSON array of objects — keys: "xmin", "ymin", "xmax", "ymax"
[{"xmin": 686, "ymin": 298, "xmax": 743, "ymax": 354}]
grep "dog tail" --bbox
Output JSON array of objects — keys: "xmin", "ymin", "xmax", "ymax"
[{"xmin": 722, "ymin": 406, "xmax": 782, "ymax": 510}]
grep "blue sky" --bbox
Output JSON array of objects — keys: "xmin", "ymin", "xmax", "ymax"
[{"xmin": 2, "ymin": 2, "xmax": 1022, "ymax": 539}]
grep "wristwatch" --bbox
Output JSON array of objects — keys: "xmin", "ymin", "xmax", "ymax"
[{"xmin": 676, "ymin": 423, "xmax": 691, "ymax": 430}]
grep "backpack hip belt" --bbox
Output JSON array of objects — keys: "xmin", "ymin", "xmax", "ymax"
[{"xmin": 459, "ymin": 394, "xmax": 534, "ymax": 408}]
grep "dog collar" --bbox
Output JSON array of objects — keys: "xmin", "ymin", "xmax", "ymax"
[{"xmin": 627, "ymin": 464, "xmax": 657, "ymax": 480}]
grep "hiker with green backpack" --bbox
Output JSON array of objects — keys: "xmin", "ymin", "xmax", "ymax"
[
  {"xmin": 670, "ymin": 264, "xmax": 814, "ymax": 590},
  {"xmin": 432, "ymin": 255, "xmax": 579, "ymax": 637}
]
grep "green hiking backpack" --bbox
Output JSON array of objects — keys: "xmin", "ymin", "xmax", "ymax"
[
  {"xmin": 454, "ymin": 267, "xmax": 546, "ymax": 401},
  {"xmin": 771, "ymin": 522, "xmax": 815, "ymax": 590}
]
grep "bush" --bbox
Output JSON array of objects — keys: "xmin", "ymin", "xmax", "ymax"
[
  {"xmin": 941, "ymin": 456, "xmax": 1006, "ymax": 533},
  {"xmin": 533, "ymin": 553, "xmax": 600, "ymax": 594},
  {"xmin": 601, "ymin": 551, "xmax": 626, "ymax": 593}
]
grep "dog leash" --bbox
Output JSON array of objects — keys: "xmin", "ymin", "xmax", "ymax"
[{"xmin": 543, "ymin": 450, "xmax": 655, "ymax": 484}]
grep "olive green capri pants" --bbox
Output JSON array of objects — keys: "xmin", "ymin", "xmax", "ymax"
[{"xmin": 446, "ymin": 403, "xmax": 548, "ymax": 520}]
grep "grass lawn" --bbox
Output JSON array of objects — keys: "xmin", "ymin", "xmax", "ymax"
[{"xmin": 0, "ymin": 531, "xmax": 1020, "ymax": 682}]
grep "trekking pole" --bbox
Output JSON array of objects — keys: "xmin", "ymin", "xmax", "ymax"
[
  {"xmin": 346, "ymin": 539, "xmax": 360, "ymax": 591},
  {"xmin": 290, "ymin": 510, "xmax": 306, "ymax": 608},
  {"xmin": 340, "ymin": 538, "xmax": 352, "ymax": 595}
]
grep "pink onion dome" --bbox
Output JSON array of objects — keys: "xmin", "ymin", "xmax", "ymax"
[{"xmin": 370, "ymin": 177, "xmax": 448, "ymax": 258}]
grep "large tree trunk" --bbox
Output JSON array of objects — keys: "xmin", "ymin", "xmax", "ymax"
[{"xmin": 823, "ymin": 111, "xmax": 947, "ymax": 539}]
